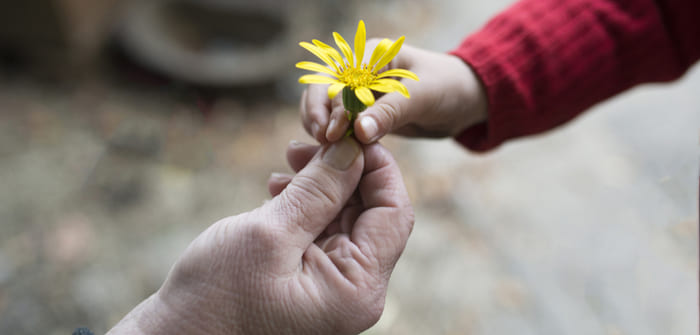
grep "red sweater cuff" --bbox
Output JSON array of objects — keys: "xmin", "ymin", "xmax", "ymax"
[{"xmin": 450, "ymin": 0, "xmax": 700, "ymax": 152}]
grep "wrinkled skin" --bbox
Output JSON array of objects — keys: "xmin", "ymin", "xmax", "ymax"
[{"xmin": 107, "ymin": 138, "xmax": 414, "ymax": 335}]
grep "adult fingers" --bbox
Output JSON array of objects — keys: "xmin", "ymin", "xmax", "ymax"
[
  {"xmin": 352, "ymin": 143, "xmax": 414, "ymax": 276},
  {"xmin": 286, "ymin": 141, "xmax": 320, "ymax": 172},
  {"xmin": 267, "ymin": 173, "xmax": 293, "ymax": 197},
  {"xmin": 301, "ymin": 83, "xmax": 332, "ymax": 144},
  {"xmin": 268, "ymin": 142, "xmax": 319, "ymax": 197},
  {"xmin": 266, "ymin": 137, "xmax": 364, "ymax": 250}
]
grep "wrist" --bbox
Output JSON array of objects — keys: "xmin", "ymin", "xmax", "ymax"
[
  {"xmin": 448, "ymin": 54, "xmax": 488, "ymax": 134},
  {"xmin": 106, "ymin": 289, "xmax": 233, "ymax": 335},
  {"xmin": 106, "ymin": 294, "xmax": 162, "ymax": 335}
]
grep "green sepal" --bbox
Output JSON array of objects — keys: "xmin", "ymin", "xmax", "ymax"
[
  {"xmin": 342, "ymin": 86, "xmax": 367, "ymax": 114},
  {"xmin": 342, "ymin": 87, "xmax": 367, "ymax": 137}
]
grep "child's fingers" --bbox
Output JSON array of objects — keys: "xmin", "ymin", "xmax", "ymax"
[
  {"xmin": 354, "ymin": 91, "xmax": 413, "ymax": 144},
  {"xmin": 325, "ymin": 94, "xmax": 351, "ymax": 142},
  {"xmin": 300, "ymin": 84, "xmax": 332, "ymax": 144}
]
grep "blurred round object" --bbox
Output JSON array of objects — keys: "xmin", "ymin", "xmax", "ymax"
[{"xmin": 115, "ymin": 0, "xmax": 321, "ymax": 86}]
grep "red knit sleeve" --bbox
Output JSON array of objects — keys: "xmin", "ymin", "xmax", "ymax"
[{"xmin": 450, "ymin": 0, "xmax": 700, "ymax": 152}]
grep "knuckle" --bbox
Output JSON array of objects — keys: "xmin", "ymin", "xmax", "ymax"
[
  {"xmin": 331, "ymin": 97, "xmax": 345, "ymax": 114},
  {"xmin": 238, "ymin": 219, "xmax": 280, "ymax": 251},
  {"xmin": 376, "ymin": 102, "xmax": 399, "ymax": 117},
  {"xmin": 287, "ymin": 174, "xmax": 341, "ymax": 212},
  {"xmin": 279, "ymin": 189, "xmax": 314, "ymax": 226},
  {"xmin": 373, "ymin": 103, "xmax": 400, "ymax": 128},
  {"xmin": 276, "ymin": 173, "xmax": 341, "ymax": 234},
  {"xmin": 233, "ymin": 218, "xmax": 288, "ymax": 269}
]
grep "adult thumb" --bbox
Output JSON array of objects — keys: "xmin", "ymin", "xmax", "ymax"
[{"xmin": 267, "ymin": 137, "xmax": 364, "ymax": 248}]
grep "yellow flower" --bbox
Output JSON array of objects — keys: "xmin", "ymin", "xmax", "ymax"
[{"xmin": 296, "ymin": 20, "xmax": 419, "ymax": 107}]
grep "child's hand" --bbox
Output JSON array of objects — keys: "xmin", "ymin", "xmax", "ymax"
[{"xmin": 300, "ymin": 41, "xmax": 488, "ymax": 144}]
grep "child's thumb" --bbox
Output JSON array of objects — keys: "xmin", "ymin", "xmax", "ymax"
[{"xmin": 354, "ymin": 93, "xmax": 412, "ymax": 144}]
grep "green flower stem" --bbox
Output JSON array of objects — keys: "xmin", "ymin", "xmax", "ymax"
[{"xmin": 342, "ymin": 87, "xmax": 368, "ymax": 137}]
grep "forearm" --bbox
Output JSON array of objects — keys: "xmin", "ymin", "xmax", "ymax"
[
  {"xmin": 451, "ymin": 0, "xmax": 700, "ymax": 151},
  {"xmin": 106, "ymin": 291, "xmax": 232, "ymax": 335}
]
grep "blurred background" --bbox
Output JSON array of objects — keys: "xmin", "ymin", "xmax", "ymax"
[{"xmin": 0, "ymin": 0, "xmax": 697, "ymax": 334}]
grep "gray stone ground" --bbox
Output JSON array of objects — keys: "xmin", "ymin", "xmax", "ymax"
[{"xmin": 0, "ymin": 0, "xmax": 697, "ymax": 334}]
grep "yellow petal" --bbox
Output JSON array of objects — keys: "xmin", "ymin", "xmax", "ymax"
[
  {"xmin": 376, "ymin": 68, "xmax": 419, "ymax": 81},
  {"xmin": 369, "ymin": 39, "xmax": 392, "ymax": 70},
  {"xmin": 312, "ymin": 39, "xmax": 344, "ymax": 69},
  {"xmin": 373, "ymin": 36, "xmax": 405, "ymax": 72},
  {"xmin": 296, "ymin": 61, "xmax": 339, "ymax": 77},
  {"xmin": 354, "ymin": 20, "xmax": 366, "ymax": 67},
  {"xmin": 328, "ymin": 83, "xmax": 346, "ymax": 99},
  {"xmin": 299, "ymin": 42, "xmax": 338, "ymax": 72},
  {"xmin": 354, "ymin": 87, "xmax": 375, "ymax": 106},
  {"xmin": 333, "ymin": 32, "xmax": 354, "ymax": 67},
  {"xmin": 299, "ymin": 74, "xmax": 341, "ymax": 85},
  {"xmin": 369, "ymin": 79, "xmax": 410, "ymax": 98}
]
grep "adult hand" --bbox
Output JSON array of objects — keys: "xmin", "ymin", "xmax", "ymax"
[
  {"xmin": 107, "ymin": 137, "xmax": 414, "ymax": 335},
  {"xmin": 300, "ymin": 41, "xmax": 488, "ymax": 144}
]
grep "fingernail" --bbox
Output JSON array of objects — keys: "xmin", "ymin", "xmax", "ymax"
[
  {"xmin": 322, "ymin": 137, "xmax": 361, "ymax": 170},
  {"xmin": 360, "ymin": 116, "xmax": 379, "ymax": 142},
  {"xmin": 269, "ymin": 172, "xmax": 288, "ymax": 182},
  {"xmin": 326, "ymin": 119, "xmax": 337, "ymax": 138}
]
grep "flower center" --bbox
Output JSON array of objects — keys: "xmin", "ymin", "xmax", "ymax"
[{"xmin": 341, "ymin": 65, "xmax": 375, "ymax": 89}]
